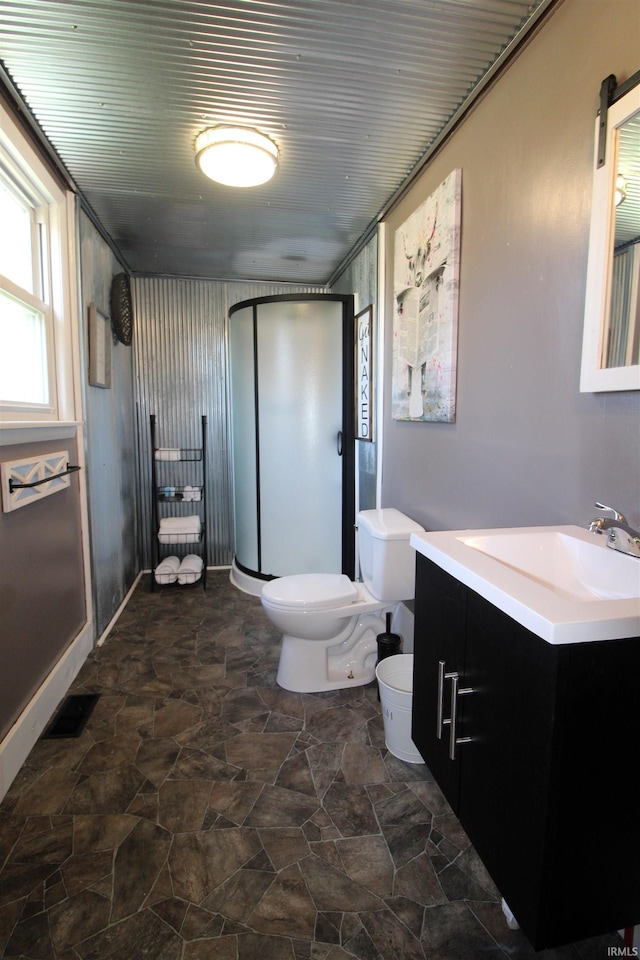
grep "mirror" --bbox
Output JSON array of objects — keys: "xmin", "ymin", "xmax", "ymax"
[{"xmin": 580, "ymin": 81, "xmax": 640, "ymax": 392}]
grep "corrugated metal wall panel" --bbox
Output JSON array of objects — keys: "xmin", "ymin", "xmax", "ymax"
[{"xmin": 133, "ymin": 276, "xmax": 326, "ymax": 569}]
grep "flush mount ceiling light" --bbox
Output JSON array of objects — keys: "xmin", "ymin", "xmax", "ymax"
[
  {"xmin": 195, "ymin": 126, "xmax": 278, "ymax": 187},
  {"xmin": 615, "ymin": 172, "xmax": 627, "ymax": 207}
]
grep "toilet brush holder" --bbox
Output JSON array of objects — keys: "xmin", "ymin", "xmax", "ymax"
[
  {"xmin": 375, "ymin": 613, "xmax": 402, "ymax": 698},
  {"xmin": 376, "ymin": 612, "xmax": 402, "ymax": 661}
]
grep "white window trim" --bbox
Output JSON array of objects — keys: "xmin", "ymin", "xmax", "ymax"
[{"xmin": 0, "ymin": 100, "xmax": 78, "ymax": 426}]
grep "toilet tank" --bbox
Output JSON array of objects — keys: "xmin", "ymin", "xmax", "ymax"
[{"xmin": 357, "ymin": 508, "xmax": 424, "ymax": 601}]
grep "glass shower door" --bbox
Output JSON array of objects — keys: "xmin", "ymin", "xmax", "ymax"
[
  {"xmin": 229, "ymin": 296, "xmax": 347, "ymax": 580},
  {"xmin": 257, "ymin": 298, "xmax": 343, "ymax": 576}
]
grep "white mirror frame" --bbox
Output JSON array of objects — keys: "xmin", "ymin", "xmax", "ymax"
[{"xmin": 580, "ymin": 84, "xmax": 640, "ymax": 393}]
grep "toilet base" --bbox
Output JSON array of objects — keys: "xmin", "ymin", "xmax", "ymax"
[{"xmin": 276, "ymin": 612, "xmax": 387, "ymax": 693}]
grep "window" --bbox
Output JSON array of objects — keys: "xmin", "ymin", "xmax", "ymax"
[
  {"xmin": 0, "ymin": 178, "xmax": 37, "ymax": 292},
  {"xmin": 0, "ymin": 175, "xmax": 51, "ymax": 408},
  {"xmin": 0, "ymin": 101, "xmax": 75, "ymax": 423}
]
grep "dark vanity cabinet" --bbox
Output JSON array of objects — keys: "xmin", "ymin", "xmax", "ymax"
[{"xmin": 412, "ymin": 553, "xmax": 640, "ymax": 950}]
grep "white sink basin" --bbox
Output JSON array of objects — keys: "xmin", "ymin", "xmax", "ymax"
[
  {"xmin": 460, "ymin": 529, "xmax": 638, "ymax": 602},
  {"xmin": 410, "ymin": 525, "xmax": 640, "ymax": 644}
]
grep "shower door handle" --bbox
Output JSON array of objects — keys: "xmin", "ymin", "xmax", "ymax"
[{"xmin": 337, "ymin": 431, "xmax": 343, "ymax": 456}]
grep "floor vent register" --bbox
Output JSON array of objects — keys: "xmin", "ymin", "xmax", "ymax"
[{"xmin": 41, "ymin": 694, "xmax": 100, "ymax": 739}]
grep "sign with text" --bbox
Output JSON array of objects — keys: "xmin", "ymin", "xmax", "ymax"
[{"xmin": 355, "ymin": 305, "xmax": 374, "ymax": 441}]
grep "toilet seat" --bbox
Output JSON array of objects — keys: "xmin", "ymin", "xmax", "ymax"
[{"xmin": 261, "ymin": 573, "xmax": 359, "ymax": 611}]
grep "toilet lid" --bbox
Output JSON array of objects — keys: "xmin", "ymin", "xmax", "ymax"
[{"xmin": 262, "ymin": 573, "xmax": 359, "ymax": 610}]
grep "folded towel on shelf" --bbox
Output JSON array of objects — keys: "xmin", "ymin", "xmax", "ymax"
[
  {"xmin": 158, "ymin": 516, "xmax": 201, "ymax": 533},
  {"xmin": 182, "ymin": 485, "xmax": 202, "ymax": 502},
  {"xmin": 154, "ymin": 555, "xmax": 180, "ymax": 583},
  {"xmin": 177, "ymin": 554, "xmax": 204, "ymax": 584},
  {"xmin": 155, "ymin": 448, "xmax": 181, "ymax": 461},
  {"xmin": 157, "ymin": 515, "xmax": 201, "ymax": 543}
]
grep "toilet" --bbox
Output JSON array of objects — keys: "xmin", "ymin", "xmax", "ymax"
[{"xmin": 261, "ymin": 508, "xmax": 424, "ymax": 692}]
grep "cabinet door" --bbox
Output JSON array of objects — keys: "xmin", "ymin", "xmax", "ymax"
[
  {"xmin": 543, "ymin": 638, "xmax": 640, "ymax": 947},
  {"xmin": 458, "ymin": 590, "xmax": 558, "ymax": 942},
  {"xmin": 412, "ymin": 555, "xmax": 467, "ymax": 810}
]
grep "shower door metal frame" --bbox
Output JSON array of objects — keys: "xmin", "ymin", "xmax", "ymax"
[{"xmin": 229, "ymin": 293, "xmax": 355, "ymax": 580}]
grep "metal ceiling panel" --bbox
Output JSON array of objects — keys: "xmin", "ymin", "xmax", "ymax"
[{"xmin": 0, "ymin": 0, "xmax": 552, "ymax": 283}]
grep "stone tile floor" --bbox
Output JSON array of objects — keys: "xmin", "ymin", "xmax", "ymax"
[{"xmin": 0, "ymin": 571, "xmax": 625, "ymax": 959}]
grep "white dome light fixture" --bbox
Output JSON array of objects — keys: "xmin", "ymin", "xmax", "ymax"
[{"xmin": 195, "ymin": 126, "xmax": 278, "ymax": 187}]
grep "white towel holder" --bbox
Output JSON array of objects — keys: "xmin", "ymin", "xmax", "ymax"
[{"xmin": 1, "ymin": 452, "xmax": 81, "ymax": 513}]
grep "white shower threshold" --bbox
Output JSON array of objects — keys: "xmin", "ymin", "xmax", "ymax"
[{"xmin": 229, "ymin": 560, "xmax": 268, "ymax": 597}]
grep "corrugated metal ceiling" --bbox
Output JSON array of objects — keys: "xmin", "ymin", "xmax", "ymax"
[{"xmin": 0, "ymin": 0, "xmax": 554, "ymax": 284}]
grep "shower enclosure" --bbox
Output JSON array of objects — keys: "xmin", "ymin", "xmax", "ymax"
[{"xmin": 229, "ymin": 294, "xmax": 355, "ymax": 592}]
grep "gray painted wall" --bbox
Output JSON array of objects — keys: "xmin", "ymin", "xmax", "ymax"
[
  {"xmin": 381, "ymin": 0, "xmax": 640, "ymax": 534},
  {"xmin": 80, "ymin": 212, "xmax": 138, "ymax": 635}
]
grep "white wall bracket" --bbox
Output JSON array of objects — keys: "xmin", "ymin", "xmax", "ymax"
[{"xmin": 1, "ymin": 450, "xmax": 80, "ymax": 513}]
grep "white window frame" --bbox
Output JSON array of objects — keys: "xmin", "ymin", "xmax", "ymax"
[{"xmin": 0, "ymin": 99, "xmax": 77, "ymax": 426}]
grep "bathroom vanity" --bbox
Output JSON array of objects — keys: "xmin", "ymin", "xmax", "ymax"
[{"xmin": 410, "ymin": 526, "xmax": 640, "ymax": 950}]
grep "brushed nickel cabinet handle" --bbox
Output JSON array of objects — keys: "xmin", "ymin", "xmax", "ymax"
[
  {"xmin": 448, "ymin": 672, "xmax": 473, "ymax": 760},
  {"xmin": 437, "ymin": 660, "xmax": 457, "ymax": 739}
]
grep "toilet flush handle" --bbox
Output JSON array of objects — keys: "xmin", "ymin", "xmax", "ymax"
[{"xmin": 337, "ymin": 431, "xmax": 343, "ymax": 456}]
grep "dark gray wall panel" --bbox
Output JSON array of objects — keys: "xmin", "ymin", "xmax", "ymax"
[{"xmin": 0, "ymin": 437, "xmax": 86, "ymax": 740}]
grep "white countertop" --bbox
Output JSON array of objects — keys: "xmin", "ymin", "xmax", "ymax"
[{"xmin": 410, "ymin": 524, "xmax": 640, "ymax": 644}]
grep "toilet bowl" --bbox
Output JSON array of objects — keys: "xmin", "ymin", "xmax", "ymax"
[
  {"xmin": 261, "ymin": 574, "xmax": 391, "ymax": 692},
  {"xmin": 260, "ymin": 508, "xmax": 424, "ymax": 693}
]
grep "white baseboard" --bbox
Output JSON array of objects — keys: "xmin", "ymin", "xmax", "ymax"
[
  {"xmin": 96, "ymin": 571, "xmax": 143, "ymax": 646},
  {"xmin": 0, "ymin": 620, "xmax": 94, "ymax": 802}
]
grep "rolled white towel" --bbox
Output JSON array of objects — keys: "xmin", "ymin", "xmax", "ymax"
[
  {"xmin": 182, "ymin": 485, "xmax": 202, "ymax": 502},
  {"xmin": 177, "ymin": 554, "xmax": 204, "ymax": 584},
  {"xmin": 154, "ymin": 555, "xmax": 180, "ymax": 583},
  {"xmin": 178, "ymin": 554, "xmax": 203, "ymax": 573},
  {"xmin": 155, "ymin": 448, "xmax": 181, "ymax": 461}
]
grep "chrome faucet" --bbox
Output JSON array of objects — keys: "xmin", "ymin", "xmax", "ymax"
[{"xmin": 588, "ymin": 502, "xmax": 640, "ymax": 559}]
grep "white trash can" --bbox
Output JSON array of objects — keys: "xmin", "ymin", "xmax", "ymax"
[{"xmin": 375, "ymin": 653, "xmax": 424, "ymax": 764}]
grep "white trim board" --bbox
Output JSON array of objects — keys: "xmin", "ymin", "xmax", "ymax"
[
  {"xmin": 96, "ymin": 571, "xmax": 144, "ymax": 647},
  {"xmin": 0, "ymin": 620, "xmax": 94, "ymax": 802}
]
